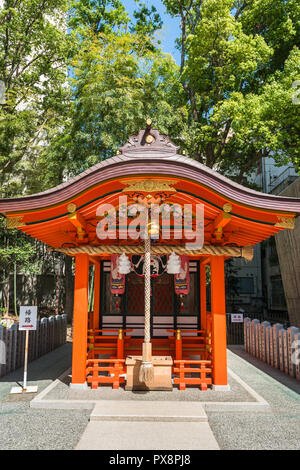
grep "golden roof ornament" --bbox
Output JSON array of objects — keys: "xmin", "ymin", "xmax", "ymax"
[
  {"xmin": 122, "ymin": 179, "xmax": 177, "ymax": 194},
  {"xmin": 118, "ymin": 120, "xmax": 179, "ymax": 157},
  {"xmin": 122, "ymin": 179, "xmax": 177, "ymax": 206}
]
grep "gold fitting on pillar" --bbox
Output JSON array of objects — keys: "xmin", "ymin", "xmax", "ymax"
[
  {"xmin": 176, "ymin": 329, "xmax": 181, "ymax": 340},
  {"xmin": 118, "ymin": 329, "xmax": 123, "ymax": 340}
]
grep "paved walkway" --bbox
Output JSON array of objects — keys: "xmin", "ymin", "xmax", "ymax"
[
  {"xmin": 76, "ymin": 401, "xmax": 219, "ymax": 450},
  {"xmin": 0, "ymin": 344, "xmax": 299, "ymax": 450}
]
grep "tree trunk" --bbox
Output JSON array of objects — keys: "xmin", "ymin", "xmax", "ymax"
[{"xmin": 3, "ymin": 275, "xmax": 10, "ymax": 315}]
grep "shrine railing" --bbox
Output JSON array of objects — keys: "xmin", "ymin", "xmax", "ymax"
[
  {"xmin": 167, "ymin": 329, "xmax": 212, "ymax": 361},
  {"xmin": 87, "ymin": 329, "xmax": 132, "ymax": 359},
  {"xmin": 87, "ymin": 327, "xmax": 212, "ymax": 362},
  {"xmin": 173, "ymin": 359, "xmax": 213, "ymax": 390},
  {"xmin": 86, "ymin": 358, "xmax": 126, "ymax": 389}
]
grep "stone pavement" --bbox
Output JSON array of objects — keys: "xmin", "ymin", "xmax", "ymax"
[
  {"xmin": 76, "ymin": 401, "xmax": 219, "ymax": 450},
  {"xmin": 0, "ymin": 343, "xmax": 299, "ymax": 450}
]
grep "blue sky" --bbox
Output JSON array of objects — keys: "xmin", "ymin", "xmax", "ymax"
[{"xmin": 123, "ymin": 0, "xmax": 181, "ymax": 63}]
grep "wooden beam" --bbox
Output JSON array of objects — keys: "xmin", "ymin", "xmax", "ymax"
[
  {"xmin": 89, "ymin": 256, "xmax": 101, "ymax": 265},
  {"xmin": 212, "ymin": 211, "xmax": 232, "ymax": 241},
  {"xmin": 68, "ymin": 211, "xmax": 87, "ymax": 230},
  {"xmin": 68, "ymin": 211, "xmax": 87, "ymax": 241},
  {"xmin": 213, "ymin": 211, "xmax": 232, "ymax": 230}
]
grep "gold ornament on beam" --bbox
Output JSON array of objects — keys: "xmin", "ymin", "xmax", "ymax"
[
  {"xmin": 275, "ymin": 216, "xmax": 295, "ymax": 229},
  {"xmin": 67, "ymin": 203, "xmax": 77, "ymax": 214},
  {"xmin": 6, "ymin": 216, "xmax": 24, "ymax": 229},
  {"xmin": 122, "ymin": 179, "xmax": 177, "ymax": 194},
  {"xmin": 223, "ymin": 203, "xmax": 233, "ymax": 213}
]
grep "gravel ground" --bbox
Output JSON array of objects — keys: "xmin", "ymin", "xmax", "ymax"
[
  {"xmin": 0, "ymin": 344, "xmax": 90, "ymax": 450},
  {"xmin": 0, "ymin": 402, "xmax": 90, "ymax": 450},
  {"xmin": 207, "ymin": 347, "xmax": 300, "ymax": 450},
  {"xmin": 0, "ymin": 343, "xmax": 299, "ymax": 450}
]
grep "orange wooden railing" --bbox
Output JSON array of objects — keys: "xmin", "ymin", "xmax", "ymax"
[
  {"xmin": 87, "ymin": 328, "xmax": 212, "ymax": 363},
  {"xmin": 86, "ymin": 358, "xmax": 126, "ymax": 389},
  {"xmin": 87, "ymin": 329, "xmax": 132, "ymax": 359},
  {"xmin": 173, "ymin": 359, "xmax": 212, "ymax": 391},
  {"xmin": 167, "ymin": 329, "xmax": 212, "ymax": 360}
]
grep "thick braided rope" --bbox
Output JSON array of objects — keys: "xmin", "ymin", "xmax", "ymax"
[
  {"xmin": 144, "ymin": 235, "xmax": 151, "ymax": 344},
  {"xmin": 56, "ymin": 244, "xmax": 253, "ymax": 260}
]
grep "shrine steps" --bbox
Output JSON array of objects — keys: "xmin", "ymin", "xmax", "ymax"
[
  {"xmin": 89, "ymin": 400, "xmax": 208, "ymax": 422},
  {"xmin": 76, "ymin": 401, "xmax": 220, "ymax": 450}
]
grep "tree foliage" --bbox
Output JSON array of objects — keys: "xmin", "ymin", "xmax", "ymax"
[
  {"xmin": 0, "ymin": 0, "xmax": 299, "ymax": 315},
  {"xmin": 0, "ymin": 0, "xmax": 73, "ymax": 196},
  {"xmin": 163, "ymin": 0, "xmax": 300, "ymax": 180},
  {"xmin": 1, "ymin": 0, "xmax": 299, "ymax": 189},
  {"xmin": 54, "ymin": 0, "xmax": 185, "ymax": 173}
]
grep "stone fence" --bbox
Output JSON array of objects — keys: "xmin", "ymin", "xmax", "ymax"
[
  {"xmin": 0, "ymin": 314, "xmax": 68, "ymax": 378},
  {"xmin": 244, "ymin": 318, "xmax": 300, "ymax": 381}
]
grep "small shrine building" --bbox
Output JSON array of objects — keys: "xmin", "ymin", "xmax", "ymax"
[{"xmin": 1, "ymin": 126, "xmax": 299, "ymax": 391}]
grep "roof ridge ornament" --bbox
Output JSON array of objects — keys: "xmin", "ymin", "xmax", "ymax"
[{"xmin": 118, "ymin": 120, "xmax": 180, "ymax": 157}]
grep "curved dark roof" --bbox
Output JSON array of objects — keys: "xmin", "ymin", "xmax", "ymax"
[{"xmin": 0, "ymin": 153, "xmax": 300, "ymax": 214}]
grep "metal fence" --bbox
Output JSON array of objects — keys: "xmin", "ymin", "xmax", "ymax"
[
  {"xmin": 0, "ymin": 314, "xmax": 68, "ymax": 378},
  {"xmin": 243, "ymin": 318, "xmax": 300, "ymax": 381}
]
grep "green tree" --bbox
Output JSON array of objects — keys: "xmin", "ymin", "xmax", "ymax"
[
  {"xmin": 0, "ymin": 218, "xmax": 40, "ymax": 315},
  {"xmin": 56, "ymin": 0, "xmax": 185, "ymax": 174},
  {"xmin": 0, "ymin": 0, "xmax": 72, "ymax": 197},
  {"xmin": 163, "ymin": 0, "xmax": 300, "ymax": 181}
]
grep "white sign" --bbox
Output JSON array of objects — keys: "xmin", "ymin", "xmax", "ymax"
[
  {"xmin": 19, "ymin": 306, "xmax": 37, "ymax": 330},
  {"xmin": 231, "ymin": 314, "xmax": 244, "ymax": 323}
]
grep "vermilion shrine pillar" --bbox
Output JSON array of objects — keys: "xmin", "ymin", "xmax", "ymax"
[
  {"xmin": 93, "ymin": 261, "xmax": 101, "ymax": 330},
  {"xmin": 71, "ymin": 253, "xmax": 89, "ymax": 388},
  {"xmin": 210, "ymin": 255, "xmax": 230, "ymax": 390},
  {"xmin": 200, "ymin": 262, "xmax": 207, "ymax": 330}
]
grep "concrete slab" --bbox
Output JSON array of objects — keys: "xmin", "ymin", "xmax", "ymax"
[
  {"xmin": 75, "ymin": 421, "xmax": 220, "ymax": 450},
  {"xmin": 90, "ymin": 400, "xmax": 208, "ymax": 422},
  {"xmin": 30, "ymin": 366, "xmax": 270, "ymax": 411}
]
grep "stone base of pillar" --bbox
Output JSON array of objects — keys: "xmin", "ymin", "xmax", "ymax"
[
  {"xmin": 69, "ymin": 382, "xmax": 88, "ymax": 390},
  {"xmin": 212, "ymin": 384, "xmax": 231, "ymax": 392}
]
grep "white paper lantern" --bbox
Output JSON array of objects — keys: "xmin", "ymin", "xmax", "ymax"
[
  {"xmin": 166, "ymin": 252, "xmax": 181, "ymax": 274},
  {"xmin": 117, "ymin": 253, "xmax": 131, "ymax": 274}
]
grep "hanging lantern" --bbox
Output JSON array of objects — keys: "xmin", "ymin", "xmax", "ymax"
[
  {"xmin": 166, "ymin": 251, "xmax": 181, "ymax": 274},
  {"xmin": 117, "ymin": 253, "xmax": 131, "ymax": 274},
  {"xmin": 174, "ymin": 256, "xmax": 190, "ymax": 295}
]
